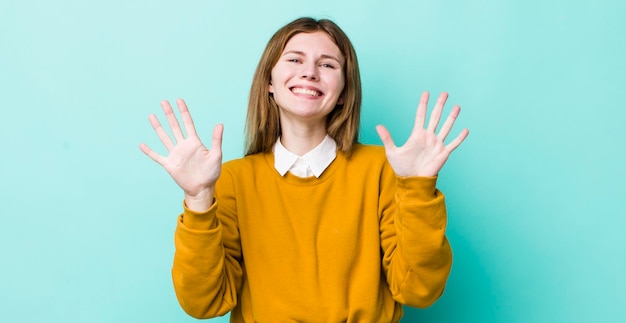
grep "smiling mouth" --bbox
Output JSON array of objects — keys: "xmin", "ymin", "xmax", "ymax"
[{"xmin": 291, "ymin": 87, "xmax": 322, "ymax": 97}]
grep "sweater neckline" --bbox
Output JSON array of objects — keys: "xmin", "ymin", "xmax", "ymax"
[{"xmin": 263, "ymin": 149, "xmax": 346, "ymax": 186}]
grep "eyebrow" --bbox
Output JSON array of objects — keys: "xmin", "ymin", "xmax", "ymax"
[{"xmin": 283, "ymin": 50, "xmax": 344, "ymax": 64}]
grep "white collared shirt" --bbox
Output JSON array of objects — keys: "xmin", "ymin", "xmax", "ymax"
[{"xmin": 273, "ymin": 135, "xmax": 337, "ymax": 178}]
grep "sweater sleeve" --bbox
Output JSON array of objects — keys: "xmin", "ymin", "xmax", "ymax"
[
  {"xmin": 171, "ymin": 169, "xmax": 243, "ymax": 318},
  {"xmin": 379, "ymin": 166, "xmax": 453, "ymax": 308}
]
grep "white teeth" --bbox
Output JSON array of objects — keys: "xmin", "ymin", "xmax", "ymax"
[{"xmin": 292, "ymin": 87, "xmax": 321, "ymax": 96}]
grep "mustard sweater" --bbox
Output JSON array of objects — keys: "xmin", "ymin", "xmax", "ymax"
[{"xmin": 172, "ymin": 144, "xmax": 452, "ymax": 322}]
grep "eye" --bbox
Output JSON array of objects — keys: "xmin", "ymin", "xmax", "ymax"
[
  {"xmin": 288, "ymin": 58, "xmax": 301, "ymax": 63},
  {"xmin": 320, "ymin": 62, "xmax": 337, "ymax": 69}
]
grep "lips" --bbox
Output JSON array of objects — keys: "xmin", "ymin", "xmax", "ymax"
[{"xmin": 290, "ymin": 86, "xmax": 323, "ymax": 97}]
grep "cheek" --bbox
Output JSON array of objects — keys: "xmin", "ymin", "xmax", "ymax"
[
  {"xmin": 335, "ymin": 76, "xmax": 346, "ymax": 104},
  {"xmin": 336, "ymin": 76, "xmax": 346, "ymax": 94},
  {"xmin": 269, "ymin": 67, "xmax": 279, "ymax": 93}
]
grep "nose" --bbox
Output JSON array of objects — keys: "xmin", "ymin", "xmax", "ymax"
[{"xmin": 300, "ymin": 62, "xmax": 318, "ymax": 80}]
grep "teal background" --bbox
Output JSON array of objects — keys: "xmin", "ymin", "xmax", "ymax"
[{"xmin": 1, "ymin": 0, "xmax": 624, "ymax": 322}]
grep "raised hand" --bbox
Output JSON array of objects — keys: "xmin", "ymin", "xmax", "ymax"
[
  {"xmin": 139, "ymin": 99, "xmax": 223, "ymax": 210},
  {"xmin": 375, "ymin": 91, "xmax": 469, "ymax": 177}
]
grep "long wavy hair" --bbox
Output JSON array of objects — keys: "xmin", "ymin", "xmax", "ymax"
[{"xmin": 245, "ymin": 17, "xmax": 362, "ymax": 156}]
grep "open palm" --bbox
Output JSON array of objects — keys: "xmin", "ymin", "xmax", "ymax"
[
  {"xmin": 376, "ymin": 92, "xmax": 469, "ymax": 177},
  {"xmin": 139, "ymin": 99, "xmax": 223, "ymax": 198}
]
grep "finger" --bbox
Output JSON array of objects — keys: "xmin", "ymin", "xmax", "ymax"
[
  {"xmin": 375, "ymin": 125, "xmax": 396, "ymax": 152},
  {"xmin": 445, "ymin": 128, "xmax": 469, "ymax": 153},
  {"xmin": 437, "ymin": 105, "xmax": 461, "ymax": 141},
  {"xmin": 426, "ymin": 92, "xmax": 448, "ymax": 133},
  {"xmin": 176, "ymin": 98, "xmax": 199, "ymax": 138},
  {"xmin": 414, "ymin": 91, "xmax": 429, "ymax": 130},
  {"xmin": 139, "ymin": 143, "xmax": 165, "ymax": 165},
  {"xmin": 161, "ymin": 100, "xmax": 185, "ymax": 143},
  {"xmin": 149, "ymin": 114, "xmax": 175, "ymax": 151},
  {"xmin": 210, "ymin": 123, "xmax": 224, "ymax": 156}
]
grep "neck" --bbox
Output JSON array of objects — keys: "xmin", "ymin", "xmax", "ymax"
[{"xmin": 280, "ymin": 121, "xmax": 327, "ymax": 156}]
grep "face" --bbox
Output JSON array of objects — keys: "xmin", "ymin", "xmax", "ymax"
[{"xmin": 269, "ymin": 31, "xmax": 345, "ymax": 126}]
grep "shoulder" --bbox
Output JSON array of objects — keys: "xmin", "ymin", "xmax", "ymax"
[
  {"xmin": 216, "ymin": 153, "xmax": 272, "ymax": 192},
  {"xmin": 337, "ymin": 144, "xmax": 391, "ymax": 176},
  {"xmin": 349, "ymin": 144, "xmax": 387, "ymax": 163},
  {"xmin": 332, "ymin": 144, "xmax": 396, "ymax": 189},
  {"xmin": 222, "ymin": 152, "xmax": 272, "ymax": 176}
]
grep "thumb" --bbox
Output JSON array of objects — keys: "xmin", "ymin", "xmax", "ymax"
[
  {"xmin": 375, "ymin": 125, "xmax": 396, "ymax": 152},
  {"xmin": 139, "ymin": 143, "xmax": 165, "ymax": 166},
  {"xmin": 211, "ymin": 123, "xmax": 224, "ymax": 155}
]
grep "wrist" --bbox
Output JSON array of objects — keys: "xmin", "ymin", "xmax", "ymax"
[{"xmin": 184, "ymin": 187, "xmax": 214, "ymax": 212}]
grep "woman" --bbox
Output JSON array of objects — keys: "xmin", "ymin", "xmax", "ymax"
[{"xmin": 140, "ymin": 17, "xmax": 468, "ymax": 322}]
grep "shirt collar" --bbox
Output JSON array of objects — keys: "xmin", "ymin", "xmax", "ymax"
[{"xmin": 273, "ymin": 135, "xmax": 337, "ymax": 178}]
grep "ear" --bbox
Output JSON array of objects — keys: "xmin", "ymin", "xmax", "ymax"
[
  {"xmin": 269, "ymin": 81, "xmax": 274, "ymax": 94},
  {"xmin": 336, "ymin": 93, "xmax": 344, "ymax": 105}
]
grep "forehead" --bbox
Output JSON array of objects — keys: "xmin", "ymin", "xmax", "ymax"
[{"xmin": 282, "ymin": 31, "xmax": 344, "ymax": 62}]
